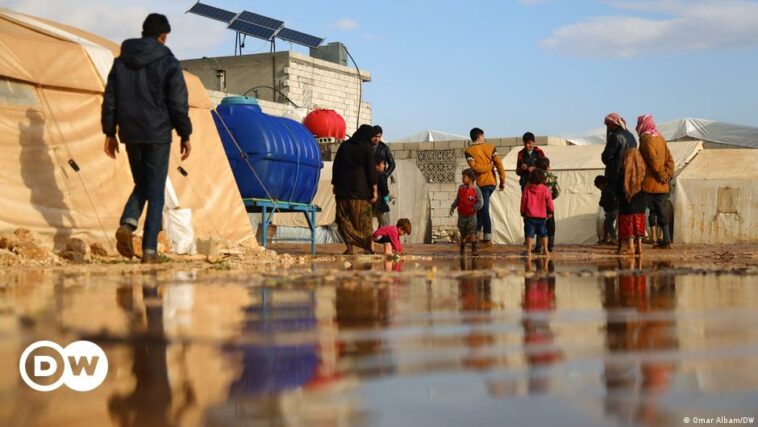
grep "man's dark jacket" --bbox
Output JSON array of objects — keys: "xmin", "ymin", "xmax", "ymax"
[
  {"xmin": 374, "ymin": 142, "xmax": 396, "ymax": 178},
  {"xmin": 601, "ymin": 128, "xmax": 638, "ymax": 190},
  {"xmin": 102, "ymin": 37, "xmax": 192, "ymax": 144}
]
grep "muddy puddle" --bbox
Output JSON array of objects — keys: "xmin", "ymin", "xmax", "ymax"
[{"xmin": 1, "ymin": 258, "xmax": 757, "ymax": 427}]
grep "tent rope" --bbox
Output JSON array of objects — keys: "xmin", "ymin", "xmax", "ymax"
[
  {"xmin": 39, "ymin": 90, "xmax": 115, "ymax": 253},
  {"xmin": 211, "ymin": 109, "xmax": 283, "ymax": 217}
]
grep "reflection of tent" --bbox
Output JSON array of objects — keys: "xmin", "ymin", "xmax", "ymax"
[
  {"xmin": 0, "ymin": 9, "xmax": 253, "ymax": 246},
  {"xmin": 675, "ymin": 150, "xmax": 758, "ymax": 244},
  {"xmin": 490, "ymin": 141, "xmax": 703, "ymax": 244},
  {"xmin": 568, "ymin": 118, "xmax": 758, "ymax": 149},
  {"xmin": 392, "ymin": 130, "xmax": 467, "ymax": 143},
  {"xmin": 272, "ymin": 160, "xmax": 431, "ymax": 244}
]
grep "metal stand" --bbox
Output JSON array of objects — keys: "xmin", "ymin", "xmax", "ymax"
[{"xmin": 243, "ymin": 198, "xmax": 321, "ymax": 255}]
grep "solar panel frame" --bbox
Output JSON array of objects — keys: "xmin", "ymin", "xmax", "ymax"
[
  {"xmin": 228, "ymin": 19, "xmax": 277, "ymax": 41},
  {"xmin": 187, "ymin": 2, "xmax": 237, "ymax": 23},
  {"xmin": 276, "ymin": 28, "xmax": 324, "ymax": 48},
  {"xmin": 237, "ymin": 11, "xmax": 284, "ymax": 31}
]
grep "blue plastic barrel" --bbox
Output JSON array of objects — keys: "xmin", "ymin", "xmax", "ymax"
[{"xmin": 213, "ymin": 96, "xmax": 323, "ymax": 204}]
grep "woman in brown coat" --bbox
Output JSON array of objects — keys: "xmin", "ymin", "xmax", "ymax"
[{"xmin": 637, "ymin": 115, "xmax": 675, "ymax": 248}]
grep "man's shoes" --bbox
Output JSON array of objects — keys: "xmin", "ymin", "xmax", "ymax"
[
  {"xmin": 141, "ymin": 252, "xmax": 164, "ymax": 264},
  {"xmin": 115, "ymin": 225, "xmax": 134, "ymax": 259}
]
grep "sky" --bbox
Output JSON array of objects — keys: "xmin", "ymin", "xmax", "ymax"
[{"xmin": 3, "ymin": 0, "xmax": 758, "ymax": 140}]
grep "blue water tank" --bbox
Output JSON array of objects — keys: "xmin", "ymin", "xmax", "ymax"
[{"xmin": 213, "ymin": 96, "xmax": 323, "ymax": 204}]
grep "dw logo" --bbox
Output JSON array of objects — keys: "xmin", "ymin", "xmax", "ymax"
[{"xmin": 19, "ymin": 340, "xmax": 108, "ymax": 392}]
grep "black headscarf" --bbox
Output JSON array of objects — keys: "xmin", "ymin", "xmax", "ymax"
[{"xmin": 348, "ymin": 124, "xmax": 375, "ymax": 144}]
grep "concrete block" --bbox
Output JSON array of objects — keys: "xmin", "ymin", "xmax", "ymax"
[
  {"xmin": 449, "ymin": 140, "xmax": 467, "ymax": 149},
  {"xmin": 419, "ymin": 142, "xmax": 434, "ymax": 151},
  {"xmin": 433, "ymin": 141, "xmax": 451, "ymax": 150}
]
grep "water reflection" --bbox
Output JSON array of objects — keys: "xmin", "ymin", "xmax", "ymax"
[
  {"xmin": 602, "ymin": 259, "xmax": 680, "ymax": 426},
  {"xmin": 458, "ymin": 257, "xmax": 499, "ymax": 370},
  {"xmin": 522, "ymin": 259, "xmax": 563, "ymax": 395},
  {"xmin": 2, "ymin": 260, "xmax": 757, "ymax": 427}
]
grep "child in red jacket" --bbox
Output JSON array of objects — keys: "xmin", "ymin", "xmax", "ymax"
[
  {"xmin": 373, "ymin": 218, "xmax": 412, "ymax": 256},
  {"xmin": 520, "ymin": 169, "xmax": 554, "ymax": 257}
]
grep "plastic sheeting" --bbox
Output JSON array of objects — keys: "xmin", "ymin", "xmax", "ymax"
[
  {"xmin": 490, "ymin": 141, "xmax": 703, "ymax": 245},
  {"xmin": 272, "ymin": 159, "xmax": 432, "ymax": 244},
  {"xmin": 675, "ymin": 150, "xmax": 758, "ymax": 244},
  {"xmin": 392, "ymin": 130, "xmax": 467, "ymax": 143},
  {"xmin": 0, "ymin": 9, "xmax": 254, "ymax": 246},
  {"xmin": 568, "ymin": 118, "xmax": 758, "ymax": 149}
]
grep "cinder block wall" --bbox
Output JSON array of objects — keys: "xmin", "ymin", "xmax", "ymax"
[
  {"xmin": 393, "ymin": 137, "xmax": 566, "ymax": 242},
  {"xmin": 183, "ymin": 51, "xmax": 372, "ymax": 136}
]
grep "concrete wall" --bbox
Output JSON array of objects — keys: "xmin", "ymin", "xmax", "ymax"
[{"xmin": 183, "ymin": 51, "xmax": 372, "ymax": 136}]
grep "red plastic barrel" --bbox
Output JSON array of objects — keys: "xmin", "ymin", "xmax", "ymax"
[{"xmin": 304, "ymin": 109, "xmax": 346, "ymax": 140}]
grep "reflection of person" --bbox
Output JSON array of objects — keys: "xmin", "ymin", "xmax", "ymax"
[
  {"xmin": 109, "ymin": 282, "xmax": 195, "ymax": 427},
  {"xmin": 602, "ymin": 259, "xmax": 679, "ymax": 426},
  {"xmin": 332, "ymin": 125, "xmax": 378, "ymax": 255},
  {"xmin": 103, "ymin": 14, "xmax": 192, "ymax": 264},
  {"xmin": 458, "ymin": 257, "xmax": 496, "ymax": 370},
  {"xmin": 450, "ymin": 169, "xmax": 484, "ymax": 256},
  {"xmin": 465, "ymin": 127, "xmax": 505, "ymax": 245},
  {"xmin": 637, "ymin": 115, "xmax": 675, "ymax": 249},
  {"xmin": 522, "ymin": 258, "xmax": 562, "ymax": 394}
]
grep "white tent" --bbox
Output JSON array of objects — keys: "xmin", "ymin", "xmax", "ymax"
[
  {"xmin": 271, "ymin": 159, "xmax": 431, "ymax": 244},
  {"xmin": 489, "ymin": 141, "xmax": 703, "ymax": 245},
  {"xmin": 674, "ymin": 149, "xmax": 758, "ymax": 244},
  {"xmin": 392, "ymin": 130, "xmax": 467, "ymax": 143},
  {"xmin": 568, "ymin": 118, "xmax": 758, "ymax": 149}
]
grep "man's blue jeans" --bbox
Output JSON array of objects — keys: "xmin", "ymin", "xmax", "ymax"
[
  {"xmin": 120, "ymin": 143, "xmax": 171, "ymax": 253},
  {"xmin": 476, "ymin": 185, "xmax": 496, "ymax": 241}
]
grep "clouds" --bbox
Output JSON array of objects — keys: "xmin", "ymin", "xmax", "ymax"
[
  {"xmin": 539, "ymin": 0, "xmax": 758, "ymax": 57},
  {"xmin": 2, "ymin": 0, "xmax": 229, "ymax": 59},
  {"xmin": 332, "ymin": 17, "xmax": 358, "ymax": 31}
]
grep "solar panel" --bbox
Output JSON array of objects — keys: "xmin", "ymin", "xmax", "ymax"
[
  {"xmin": 237, "ymin": 11, "xmax": 284, "ymax": 30},
  {"xmin": 228, "ymin": 19, "xmax": 277, "ymax": 41},
  {"xmin": 187, "ymin": 2, "xmax": 237, "ymax": 23},
  {"xmin": 277, "ymin": 28, "xmax": 324, "ymax": 48}
]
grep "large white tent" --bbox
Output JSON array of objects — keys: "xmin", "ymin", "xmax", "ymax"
[
  {"xmin": 392, "ymin": 130, "xmax": 467, "ymax": 143},
  {"xmin": 568, "ymin": 118, "xmax": 758, "ymax": 149},
  {"xmin": 0, "ymin": 8, "xmax": 254, "ymax": 249},
  {"xmin": 674, "ymin": 149, "xmax": 758, "ymax": 244},
  {"xmin": 489, "ymin": 141, "xmax": 703, "ymax": 245}
]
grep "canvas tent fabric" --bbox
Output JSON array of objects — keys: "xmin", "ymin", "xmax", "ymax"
[
  {"xmin": 489, "ymin": 141, "xmax": 702, "ymax": 245},
  {"xmin": 568, "ymin": 118, "xmax": 758, "ymax": 149},
  {"xmin": 0, "ymin": 9, "xmax": 254, "ymax": 247},
  {"xmin": 674, "ymin": 149, "xmax": 758, "ymax": 244},
  {"xmin": 272, "ymin": 159, "xmax": 431, "ymax": 244},
  {"xmin": 392, "ymin": 130, "xmax": 467, "ymax": 143}
]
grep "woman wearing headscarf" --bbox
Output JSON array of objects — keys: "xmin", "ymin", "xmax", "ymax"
[
  {"xmin": 637, "ymin": 115, "xmax": 675, "ymax": 249},
  {"xmin": 602, "ymin": 113, "xmax": 638, "ymax": 196},
  {"xmin": 601, "ymin": 113, "xmax": 637, "ymax": 245},
  {"xmin": 331, "ymin": 124, "xmax": 379, "ymax": 254}
]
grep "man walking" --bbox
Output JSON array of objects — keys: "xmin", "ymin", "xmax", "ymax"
[{"xmin": 102, "ymin": 14, "xmax": 192, "ymax": 263}]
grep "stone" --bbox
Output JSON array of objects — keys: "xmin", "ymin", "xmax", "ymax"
[
  {"xmin": 90, "ymin": 242, "xmax": 109, "ymax": 257},
  {"xmin": 64, "ymin": 238, "xmax": 90, "ymax": 257}
]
